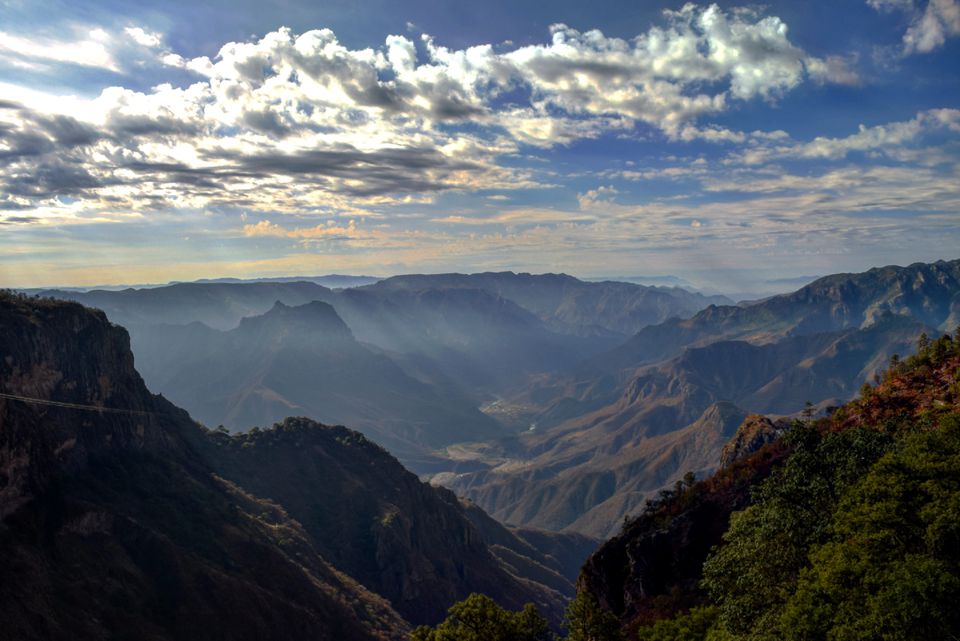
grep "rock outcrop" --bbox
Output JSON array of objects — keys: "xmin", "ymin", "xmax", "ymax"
[{"xmin": 719, "ymin": 414, "xmax": 792, "ymax": 468}]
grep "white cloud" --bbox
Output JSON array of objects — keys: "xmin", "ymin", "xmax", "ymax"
[
  {"xmin": 124, "ymin": 26, "xmax": 162, "ymax": 48},
  {"xmin": 577, "ymin": 185, "xmax": 619, "ymax": 209},
  {"xmin": 805, "ymin": 54, "xmax": 861, "ymax": 86},
  {"xmin": 867, "ymin": 0, "xmax": 915, "ymax": 11},
  {"xmin": 494, "ymin": 4, "xmax": 821, "ymax": 135},
  {"xmin": 0, "ymin": 5, "xmax": 886, "ymax": 224},
  {"xmin": 728, "ymin": 108, "xmax": 960, "ymax": 164},
  {"xmin": 868, "ymin": 0, "xmax": 960, "ymax": 54},
  {"xmin": 242, "ymin": 219, "xmax": 359, "ymax": 239},
  {"xmin": 0, "ymin": 27, "xmax": 119, "ymax": 70},
  {"xmin": 1, "ymin": 7, "xmax": 958, "ymax": 287},
  {"xmin": 904, "ymin": 0, "xmax": 960, "ymax": 53}
]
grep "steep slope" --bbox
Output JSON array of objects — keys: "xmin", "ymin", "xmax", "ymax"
[
  {"xmin": 444, "ymin": 265, "xmax": 946, "ymax": 537},
  {"xmin": 578, "ymin": 329, "xmax": 960, "ymax": 637},
  {"xmin": 578, "ymin": 443, "xmax": 788, "ymax": 631},
  {"xmin": 364, "ymin": 271, "xmax": 729, "ymax": 337},
  {"xmin": 129, "ymin": 300, "xmax": 501, "ymax": 462},
  {"xmin": 448, "ymin": 400, "xmax": 752, "ymax": 538},
  {"xmin": 0, "ymin": 291, "xmax": 570, "ymax": 636},
  {"xmin": 0, "ymin": 292, "xmax": 407, "ymax": 641},
  {"xmin": 202, "ymin": 419, "xmax": 566, "ymax": 625},
  {"xmin": 458, "ymin": 500, "xmax": 600, "ymax": 596},
  {"xmin": 456, "ymin": 319, "xmax": 923, "ymax": 537}
]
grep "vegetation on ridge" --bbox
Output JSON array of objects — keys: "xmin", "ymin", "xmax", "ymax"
[
  {"xmin": 437, "ymin": 328, "xmax": 960, "ymax": 641},
  {"xmin": 633, "ymin": 329, "xmax": 960, "ymax": 640}
]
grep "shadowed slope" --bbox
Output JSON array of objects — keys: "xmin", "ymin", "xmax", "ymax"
[
  {"xmin": 0, "ymin": 292, "xmax": 571, "ymax": 636},
  {"xmin": 0, "ymin": 292, "xmax": 407, "ymax": 641}
]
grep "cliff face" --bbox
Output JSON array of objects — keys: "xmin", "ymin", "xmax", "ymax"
[
  {"xmin": 718, "ymin": 415, "xmax": 791, "ymax": 468},
  {"xmin": 0, "ymin": 293, "xmax": 179, "ymax": 518},
  {"xmin": 0, "ymin": 292, "xmax": 408, "ymax": 641}
]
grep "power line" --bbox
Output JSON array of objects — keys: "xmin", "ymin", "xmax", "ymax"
[{"xmin": 0, "ymin": 392, "xmax": 155, "ymax": 416}]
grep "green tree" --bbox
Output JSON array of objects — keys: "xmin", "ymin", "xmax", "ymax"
[
  {"xmin": 635, "ymin": 606, "xmax": 728, "ymax": 641},
  {"xmin": 701, "ymin": 425, "xmax": 893, "ymax": 640},
  {"xmin": 410, "ymin": 593, "xmax": 551, "ymax": 641},
  {"xmin": 781, "ymin": 415, "xmax": 960, "ymax": 641},
  {"xmin": 563, "ymin": 592, "xmax": 623, "ymax": 641}
]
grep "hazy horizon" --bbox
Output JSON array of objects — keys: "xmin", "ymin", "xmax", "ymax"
[{"xmin": 8, "ymin": 256, "xmax": 959, "ymax": 300}]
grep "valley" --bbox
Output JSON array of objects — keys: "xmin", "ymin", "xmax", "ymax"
[{"xmin": 36, "ymin": 260, "xmax": 960, "ymax": 538}]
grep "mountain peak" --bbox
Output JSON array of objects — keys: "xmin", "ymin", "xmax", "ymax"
[{"xmin": 237, "ymin": 299, "xmax": 353, "ymax": 339}]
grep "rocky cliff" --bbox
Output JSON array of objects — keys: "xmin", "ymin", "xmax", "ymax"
[
  {"xmin": 447, "ymin": 262, "xmax": 951, "ymax": 538},
  {"xmin": 0, "ymin": 291, "xmax": 408, "ymax": 640},
  {"xmin": 0, "ymin": 291, "xmax": 570, "ymax": 638}
]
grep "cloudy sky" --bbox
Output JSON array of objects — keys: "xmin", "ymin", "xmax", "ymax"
[{"xmin": 1, "ymin": 0, "xmax": 958, "ymax": 292}]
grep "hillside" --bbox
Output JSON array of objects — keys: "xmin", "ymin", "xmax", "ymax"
[
  {"xmin": 447, "ymin": 314, "xmax": 925, "ymax": 537},
  {"xmin": 0, "ymin": 291, "xmax": 579, "ymax": 637},
  {"xmin": 442, "ymin": 262, "xmax": 957, "ymax": 537},
  {"xmin": 0, "ymin": 292, "xmax": 407, "ymax": 640},
  {"xmin": 200, "ymin": 417, "xmax": 566, "ymax": 625},
  {"xmin": 578, "ymin": 328, "xmax": 960, "ymax": 639}
]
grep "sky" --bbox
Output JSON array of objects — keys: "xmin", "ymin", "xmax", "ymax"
[{"xmin": 0, "ymin": 0, "xmax": 958, "ymax": 293}]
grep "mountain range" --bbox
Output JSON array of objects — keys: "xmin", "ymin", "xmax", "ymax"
[
  {"xmin": 25, "ymin": 260, "xmax": 960, "ymax": 540},
  {"xmin": 0, "ymin": 291, "xmax": 592, "ymax": 639},
  {"xmin": 4, "ymin": 258, "xmax": 960, "ymax": 638},
  {"xmin": 443, "ymin": 260, "xmax": 960, "ymax": 537},
  {"xmin": 36, "ymin": 273, "xmax": 726, "ymax": 471}
]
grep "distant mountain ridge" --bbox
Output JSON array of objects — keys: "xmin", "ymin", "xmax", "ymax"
[
  {"xmin": 36, "ymin": 280, "xmax": 335, "ymax": 330},
  {"xmin": 365, "ymin": 272, "xmax": 731, "ymax": 337},
  {"xmin": 24, "ymin": 261, "xmax": 960, "ymax": 540},
  {"xmin": 130, "ymin": 300, "xmax": 503, "ymax": 466},
  {"xmin": 599, "ymin": 258, "xmax": 960, "ymax": 373},
  {"xmin": 36, "ymin": 270, "xmax": 725, "ymax": 340},
  {"xmin": 34, "ymin": 272, "xmax": 726, "ymax": 465},
  {"xmin": 190, "ymin": 274, "xmax": 382, "ymax": 289},
  {"xmin": 441, "ymin": 260, "xmax": 959, "ymax": 537}
]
